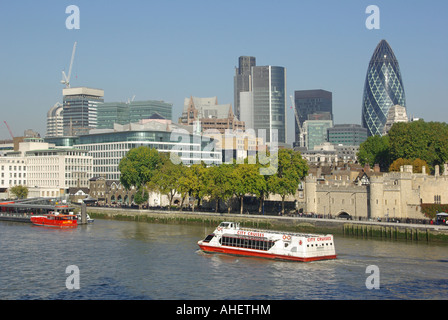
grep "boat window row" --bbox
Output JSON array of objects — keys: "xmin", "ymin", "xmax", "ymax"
[
  {"xmin": 307, "ymin": 243, "xmax": 333, "ymax": 248},
  {"xmin": 220, "ymin": 236, "xmax": 275, "ymax": 251}
]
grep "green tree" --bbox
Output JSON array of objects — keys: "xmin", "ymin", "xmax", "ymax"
[
  {"xmin": 233, "ymin": 163, "xmax": 266, "ymax": 214},
  {"xmin": 204, "ymin": 164, "xmax": 235, "ymax": 213},
  {"xmin": 133, "ymin": 187, "xmax": 148, "ymax": 206},
  {"xmin": 357, "ymin": 135, "xmax": 391, "ymax": 171},
  {"xmin": 10, "ymin": 185, "xmax": 28, "ymax": 199},
  {"xmin": 150, "ymin": 153, "xmax": 183, "ymax": 210},
  {"xmin": 177, "ymin": 163, "xmax": 208, "ymax": 212},
  {"xmin": 119, "ymin": 146, "xmax": 163, "ymax": 208},
  {"xmin": 388, "ymin": 120, "xmax": 448, "ymax": 172},
  {"xmin": 267, "ymin": 149, "xmax": 308, "ymax": 215}
]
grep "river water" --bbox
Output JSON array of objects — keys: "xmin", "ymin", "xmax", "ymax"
[{"xmin": 0, "ymin": 219, "xmax": 447, "ymax": 300}]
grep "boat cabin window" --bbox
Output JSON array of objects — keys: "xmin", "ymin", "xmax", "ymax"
[
  {"xmin": 219, "ymin": 222, "xmax": 239, "ymax": 229},
  {"xmin": 203, "ymin": 234, "xmax": 214, "ymax": 243}
]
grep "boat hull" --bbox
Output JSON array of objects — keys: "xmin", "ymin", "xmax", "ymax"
[
  {"xmin": 30, "ymin": 216, "xmax": 78, "ymax": 228},
  {"xmin": 198, "ymin": 243, "xmax": 337, "ymax": 262}
]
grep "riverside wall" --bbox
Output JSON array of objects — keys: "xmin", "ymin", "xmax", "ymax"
[{"xmin": 86, "ymin": 206, "xmax": 448, "ymax": 243}]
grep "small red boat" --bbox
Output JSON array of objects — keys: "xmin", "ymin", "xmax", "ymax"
[{"xmin": 30, "ymin": 213, "xmax": 78, "ymax": 228}]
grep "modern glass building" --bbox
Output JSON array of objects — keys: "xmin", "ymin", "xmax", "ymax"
[
  {"xmin": 73, "ymin": 122, "xmax": 221, "ymax": 180},
  {"xmin": 294, "ymin": 90, "xmax": 333, "ymax": 130},
  {"xmin": 252, "ymin": 66, "xmax": 287, "ymax": 144},
  {"xmin": 97, "ymin": 100, "xmax": 173, "ymax": 129},
  {"xmin": 62, "ymin": 87, "xmax": 104, "ymax": 136},
  {"xmin": 327, "ymin": 124, "xmax": 367, "ymax": 146},
  {"xmin": 234, "ymin": 56, "xmax": 256, "ymax": 120},
  {"xmin": 361, "ymin": 40, "xmax": 406, "ymax": 137},
  {"xmin": 303, "ymin": 120, "xmax": 333, "ymax": 150}
]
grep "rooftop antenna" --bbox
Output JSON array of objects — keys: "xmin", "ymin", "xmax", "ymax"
[{"xmin": 61, "ymin": 41, "xmax": 77, "ymax": 88}]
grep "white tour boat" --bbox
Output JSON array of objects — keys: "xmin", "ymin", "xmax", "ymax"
[{"xmin": 198, "ymin": 222, "xmax": 337, "ymax": 262}]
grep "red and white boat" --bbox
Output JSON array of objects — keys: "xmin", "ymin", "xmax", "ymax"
[
  {"xmin": 30, "ymin": 212, "xmax": 78, "ymax": 228},
  {"xmin": 198, "ymin": 222, "xmax": 336, "ymax": 262}
]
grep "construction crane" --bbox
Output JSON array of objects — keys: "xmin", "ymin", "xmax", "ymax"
[
  {"xmin": 290, "ymin": 95, "xmax": 305, "ymax": 148},
  {"xmin": 3, "ymin": 121, "xmax": 14, "ymax": 139},
  {"xmin": 61, "ymin": 41, "xmax": 77, "ymax": 88}
]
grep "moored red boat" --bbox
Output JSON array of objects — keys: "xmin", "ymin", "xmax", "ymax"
[
  {"xmin": 30, "ymin": 213, "xmax": 78, "ymax": 228},
  {"xmin": 198, "ymin": 222, "xmax": 336, "ymax": 262}
]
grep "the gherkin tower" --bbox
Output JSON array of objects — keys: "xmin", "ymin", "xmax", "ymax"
[{"xmin": 361, "ymin": 40, "xmax": 406, "ymax": 137}]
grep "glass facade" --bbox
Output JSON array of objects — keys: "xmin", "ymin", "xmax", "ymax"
[
  {"xmin": 294, "ymin": 89, "xmax": 333, "ymax": 132},
  {"xmin": 304, "ymin": 120, "xmax": 333, "ymax": 150},
  {"xmin": 234, "ymin": 56, "xmax": 256, "ymax": 120},
  {"xmin": 97, "ymin": 100, "xmax": 173, "ymax": 129},
  {"xmin": 362, "ymin": 40, "xmax": 406, "ymax": 137},
  {"xmin": 252, "ymin": 66, "xmax": 286, "ymax": 143},
  {"xmin": 74, "ymin": 130, "xmax": 221, "ymax": 180},
  {"xmin": 327, "ymin": 124, "xmax": 367, "ymax": 146},
  {"xmin": 63, "ymin": 88, "xmax": 104, "ymax": 136}
]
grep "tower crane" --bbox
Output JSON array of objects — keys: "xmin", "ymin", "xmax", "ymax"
[
  {"xmin": 61, "ymin": 41, "xmax": 77, "ymax": 88},
  {"xmin": 290, "ymin": 95, "xmax": 305, "ymax": 148},
  {"xmin": 3, "ymin": 121, "xmax": 14, "ymax": 139}
]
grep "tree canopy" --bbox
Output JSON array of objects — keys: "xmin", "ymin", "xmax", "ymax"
[
  {"xmin": 388, "ymin": 120, "xmax": 448, "ymax": 171},
  {"xmin": 10, "ymin": 185, "xmax": 28, "ymax": 199},
  {"xmin": 358, "ymin": 120, "xmax": 448, "ymax": 173},
  {"xmin": 118, "ymin": 146, "xmax": 309, "ymax": 214}
]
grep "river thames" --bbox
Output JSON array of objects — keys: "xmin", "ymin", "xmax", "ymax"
[{"xmin": 0, "ymin": 219, "xmax": 447, "ymax": 300}]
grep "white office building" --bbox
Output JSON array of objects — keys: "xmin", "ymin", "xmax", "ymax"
[{"xmin": 0, "ymin": 139, "xmax": 92, "ymax": 199}]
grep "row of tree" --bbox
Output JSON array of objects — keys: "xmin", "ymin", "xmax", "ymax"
[
  {"xmin": 118, "ymin": 147, "xmax": 309, "ymax": 214},
  {"xmin": 357, "ymin": 120, "xmax": 448, "ymax": 173}
]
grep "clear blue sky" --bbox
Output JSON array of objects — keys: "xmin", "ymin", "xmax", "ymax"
[{"xmin": 0, "ymin": 0, "xmax": 447, "ymax": 143}]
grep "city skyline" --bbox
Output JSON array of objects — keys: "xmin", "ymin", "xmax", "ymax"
[{"xmin": 0, "ymin": 1, "xmax": 447, "ymax": 142}]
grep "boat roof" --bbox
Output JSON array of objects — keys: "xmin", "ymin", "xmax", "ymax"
[
  {"xmin": 218, "ymin": 221, "xmax": 331, "ymax": 238},
  {"xmin": 0, "ymin": 197, "xmax": 74, "ymax": 210}
]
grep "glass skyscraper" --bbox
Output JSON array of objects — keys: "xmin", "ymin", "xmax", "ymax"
[
  {"xmin": 361, "ymin": 40, "xmax": 406, "ymax": 137},
  {"xmin": 234, "ymin": 56, "xmax": 256, "ymax": 120},
  {"xmin": 252, "ymin": 65, "xmax": 287, "ymax": 144},
  {"xmin": 63, "ymin": 87, "xmax": 104, "ymax": 136}
]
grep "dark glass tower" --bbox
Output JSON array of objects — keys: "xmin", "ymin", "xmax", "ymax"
[
  {"xmin": 362, "ymin": 40, "xmax": 406, "ymax": 137},
  {"xmin": 234, "ymin": 56, "xmax": 256, "ymax": 120}
]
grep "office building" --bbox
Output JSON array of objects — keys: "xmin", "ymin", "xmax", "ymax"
[
  {"xmin": 294, "ymin": 90, "xmax": 333, "ymax": 145},
  {"xmin": 361, "ymin": 39, "xmax": 406, "ymax": 137},
  {"xmin": 234, "ymin": 56, "xmax": 256, "ymax": 120},
  {"xmin": 74, "ymin": 119, "xmax": 221, "ymax": 180},
  {"xmin": 234, "ymin": 56, "xmax": 287, "ymax": 144},
  {"xmin": 303, "ymin": 119, "xmax": 333, "ymax": 150},
  {"xmin": 251, "ymin": 65, "xmax": 287, "ymax": 144},
  {"xmin": 46, "ymin": 102, "xmax": 64, "ymax": 137},
  {"xmin": 179, "ymin": 96, "xmax": 244, "ymax": 134},
  {"xmin": 382, "ymin": 105, "xmax": 408, "ymax": 135},
  {"xmin": 0, "ymin": 139, "xmax": 92, "ymax": 198},
  {"xmin": 327, "ymin": 124, "xmax": 367, "ymax": 146},
  {"xmin": 96, "ymin": 100, "xmax": 172, "ymax": 129},
  {"xmin": 63, "ymin": 87, "xmax": 104, "ymax": 136}
]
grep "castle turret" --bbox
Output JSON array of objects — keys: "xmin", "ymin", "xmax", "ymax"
[{"xmin": 305, "ymin": 175, "xmax": 317, "ymax": 213}]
